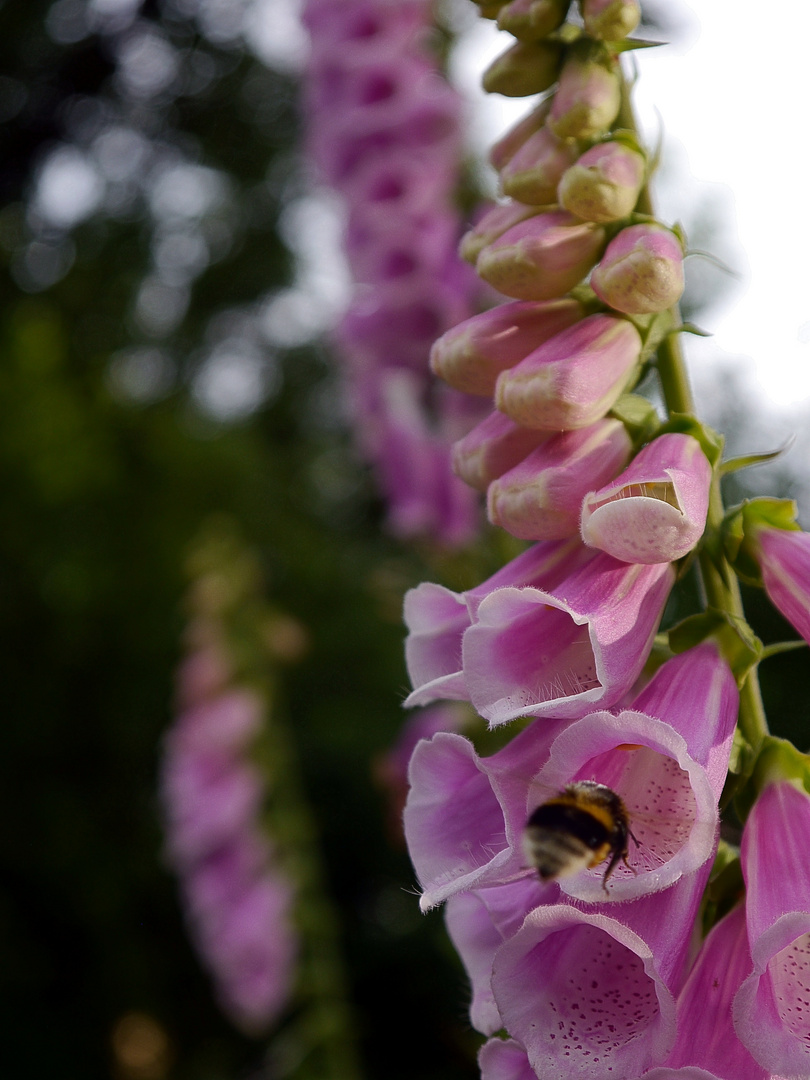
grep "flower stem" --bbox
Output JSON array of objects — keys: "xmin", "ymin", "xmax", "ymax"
[{"xmin": 619, "ymin": 64, "xmax": 769, "ymax": 750}]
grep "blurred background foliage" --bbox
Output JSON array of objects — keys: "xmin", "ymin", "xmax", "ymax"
[{"xmin": 1, "ymin": 1, "xmax": 808, "ymax": 1078}]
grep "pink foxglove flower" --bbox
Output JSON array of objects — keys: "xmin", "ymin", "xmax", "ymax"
[
  {"xmin": 489, "ymin": 99, "xmax": 550, "ymax": 171},
  {"xmin": 445, "ymin": 877, "xmax": 556, "ymax": 1035},
  {"xmin": 430, "ymin": 297, "xmax": 585, "ymax": 396},
  {"xmin": 733, "ymin": 781, "xmax": 810, "ymax": 1077},
  {"xmin": 487, "ymin": 417, "xmax": 632, "ymax": 540},
  {"xmin": 494, "ymin": 312, "xmax": 642, "ymax": 430},
  {"xmin": 526, "ymin": 642, "xmax": 737, "ymax": 902},
  {"xmin": 580, "ymin": 432, "xmax": 712, "ymax": 564},
  {"xmin": 476, "ymin": 209, "xmax": 606, "ymax": 301},
  {"xmin": 462, "ymin": 551, "xmax": 674, "ymax": 725},
  {"xmin": 452, "ymin": 409, "xmax": 554, "ymax": 492},
  {"xmin": 403, "ymin": 537, "xmax": 593, "ymax": 708},
  {"xmin": 558, "ymin": 139, "xmax": 646, "ymax": 223},
  {"xmin": 662, "ymin": 904, "xmax": 770, "ymax": 1080},
  {"xmin": 404, "ymin": 717, "xmax": 570, "ymax": 909},
  {"xmin": 490, "ymin": 869, "xmax": 710, "ymax": 1080},
  {"xmin": 747, "ymin": 524, "xmax": 810, "ymax": 645},
  {"xmin": 591, "ymin": 222, "xmax": 685, "ymax": 315}
]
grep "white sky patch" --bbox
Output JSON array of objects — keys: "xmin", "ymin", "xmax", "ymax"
[{"xmin": 33, "ymin": 145, "xmax": 104, "ymax": 228}]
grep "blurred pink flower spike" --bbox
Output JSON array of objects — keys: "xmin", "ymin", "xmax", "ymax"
[
  {"xmin": 495, "ymin": 312, "xmax": 642, "ymax": 430},
  {"xmin": 452, "ymin": 409, "xmax": 554, "ymax": 492},
  {"xmin": 462, "ymin": 552, "xmax": 674, "ymax": 725},
  {"xmin": 750, "ymin": 525, "xmax": 810, "ymax": 645},
  {"xmin": 404, "ymin": 718, "xmax": 568, "ymax": 910},
  {"xmin": 662, "ymin": 904, "xmax": 771, "ymax": 1080},
  {"xmin": 487, "ymin": 416, "xmax": 632, "ymax": 540},
  {"xmin": 581, "ymin": 432, "xmax": 712, "ymax": 564},
  {"xmin": 529, "ymin": 642, "xmax": 738, "ymax": 902},
  {"xmin": 403, "ymin": 537, "xmax": 591, "ymax": 708},
  {"xmin": 430, "ymin": 297, "xmax": 585, "ymax": 397},
  {"xmin": 490, "ymin": 873, "xmax": 713, "ymax": 1080},
  {"xmin": 734, "ymin": 781, "xmax": 810, "ymax": 1077},
  {"xmin": 591, "ymin": 222, "xmax": 685, "ymax": 315},
  {"xmin": 476, "ymin": 209, "xmax": 605, "ymax": 300}
]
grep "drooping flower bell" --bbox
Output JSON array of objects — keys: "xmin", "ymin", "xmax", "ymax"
[{"xmin": 580, "ymin": 432, "xmax": 712, "ymax": 563}]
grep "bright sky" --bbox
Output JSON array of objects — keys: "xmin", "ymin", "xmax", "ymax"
[{"xmin": 453, "ymin": 1, "xmax": 810, "ymax": 411}]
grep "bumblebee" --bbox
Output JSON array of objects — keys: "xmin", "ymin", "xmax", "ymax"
[{"xmin": 523, "ymin": 780, "xmax": 635, "ymax": 892}]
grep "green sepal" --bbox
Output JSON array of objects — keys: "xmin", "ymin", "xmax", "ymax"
[
  {"xmin": 626, "ymin": 308, "xmax": 676, "ymax": 362},
  {"xmin": 670, "ymin": 221, "xmax": 688, "ymax": 251},
  {"xmin": 665, "ymin": 606, "xmax": 763, "ymax": 686},
  {"xmin": 607, "ymin": 393, "xmax": 660, "ymax": 447},
  {"xmin": 719, "ymin": 439, "xmax": 795, "ymax": 478},
  {"xmin": 735, "ymin": 735, "xmax": 810, "ymax": 823},
  {"xmin": 760, "ymin": 638, "xmax": 810, "ymax": 661},
  {"xmin": 677, "ymin": 322, "xmax": 712, "ymax": 338},
  {"xmin": 721, "ymin": 497, "xmax": 799, "ymax": 586},
  {"xmin": 655, "ymin": 413, "xmax": 724, "ymax": 469},
  {"xmin": 592, "ymin": 127, "xmax": 647, "ymax": 159},
  {"xmin": 608, "ymin": 37, "xmax": 666, "ymax": 53}
]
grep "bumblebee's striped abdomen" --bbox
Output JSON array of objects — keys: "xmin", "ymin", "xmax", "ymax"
[{"xmin": 523, "ymin": 781, "xmax": 631, "ymax": 888}]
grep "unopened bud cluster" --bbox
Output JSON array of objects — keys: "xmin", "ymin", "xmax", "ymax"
[{"xmin": 431, "ymin": 4, "xmax": 693, "ymax": 556}]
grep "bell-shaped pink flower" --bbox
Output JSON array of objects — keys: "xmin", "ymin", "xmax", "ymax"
[
  {"xmin": 476, "ymin": 210, "xmax": 606, "ymax": 301},
  {"xmin": 487, "ymin": 417, "xmax": 632, "ymax": 540},
  {"xmin": 482, "ymin": 38, "xmax": 564, "ymax": 98},
  {"xmin": 460, "ymin": 548, "xmax": 673, "ymax": 725},
  {"xmin": 662, "ymin": 904, "xmax": 770, "ymax": 1080},
  {"xmin": 580, "ymin": 433, "xmax": 712, "ymax": 564},
  {"xmin": 459, "ymin": 200, "xmax": 540, "ymax": 266},
  {"xmin": 500, "ymin": 124, "xmax": 580, "ymax": 206},
  {"xmin": 404, "ymin": 717, "xmax": 570, "ymax": 910},
  {"xmin": 491, "ymin": 870, "xmax": 710, "ymax": 1080},
  {"xmin": 548, "ymin": 45, "xmax": 621, "ymax": 140},
  {"xmin": 581, "ymin": 0, "xmax": 641, "ymax": 40},
  {"xmin": 525, "ymin": 642, "xmax": 737, "ymax": 902},
  {"xmin": 591, "ymin": 222, "xmax": 685, "ymax": 315},
  {"xmin": 430, "ymin": 297, "xmax": 585, "ymax": 396},
  {"xmin": 495, "ymin": 312, "xmax": 642, "ymax": 430},
  {"xmin": 446, "ymin": 877, "xmax": 557, "ymax": 1035},
  {"xmin": 733, "ymin": 781, "xmax": 810, "ymax": 1077},
  {"xmin": 452, "ymin": 409, "xmax": 553, "ymax": 492},
  {"xmin": 403, "ymin": 538, "xmax": 592, "ymax": 708},
  {"xmin": 462, "ymin": 552, "xmax": 674, "ymax": 725},
  {"xmin": 558, "ymin": 139, "xmax": 646, "ymax": 223},
  {"xmin": 748, "ymin": 525, "xmax": 810, "ymax": 646}
]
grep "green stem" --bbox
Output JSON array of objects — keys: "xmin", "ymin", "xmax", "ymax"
[{"xmin": 619, "ymin": 67, "xmax": 769, "ymax": 751}]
